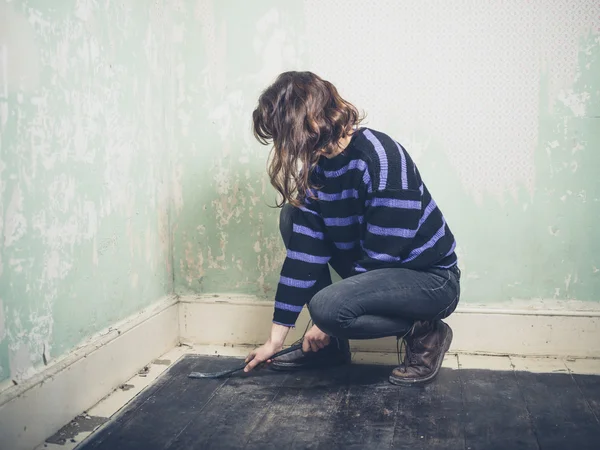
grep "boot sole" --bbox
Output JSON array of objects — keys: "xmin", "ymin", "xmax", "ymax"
[{"xmin": 388, "ymin": 323, "xmax": 453, "ymax": 386}]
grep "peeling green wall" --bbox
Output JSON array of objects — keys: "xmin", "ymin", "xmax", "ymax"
[
  {"xmin": 1, "ymin": 0, "xmax": 599, "ymax": 386},
  {"xmin": 0, "ymin": 1, "xmax": 173, "ymax": 384},
  {"xmin": 172, "ymin": 1, "xmax": 600, "ymax": 306},
  {"xmin": 170, "ymin": 1, "xmax": 306, "ymax": 297}
]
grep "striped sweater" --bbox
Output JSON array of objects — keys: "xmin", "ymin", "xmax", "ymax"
[{"xmin": 274, "ymin": 127, "xmax": 457, "ymax": 326}]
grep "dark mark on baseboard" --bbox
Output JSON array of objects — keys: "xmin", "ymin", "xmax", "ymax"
[
  {"xmin": 152, "ymin": 359, "xmax": 171, "ymax": 366},
  {"xmin": 45, "ymin": 414, "xmax": 108, "ymax": 445}
]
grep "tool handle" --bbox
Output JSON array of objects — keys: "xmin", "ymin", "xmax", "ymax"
[
  {"xmin": 238, "ymin": 343, "xmax": 302, "ymax": 372},
  {"xmin": 188, "ymin": 343, "xmax": 303, "ymax": 379},
  {"xmin": 268, "ymin": 342, "xmax": 302, "ymax": 360}
]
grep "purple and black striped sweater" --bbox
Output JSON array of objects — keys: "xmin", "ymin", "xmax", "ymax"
[{"xmin": 274, "ymin": 127, "xmax": 458, "ymax": 326}]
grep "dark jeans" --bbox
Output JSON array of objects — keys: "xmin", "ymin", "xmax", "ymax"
[{"xmin": 280, "ymin": 205, "xmax": 460, "ymax": 340}]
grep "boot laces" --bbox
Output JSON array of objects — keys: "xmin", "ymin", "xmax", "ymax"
[
  {"xmin": 289, "ymin": 319, "xmax": 314, "ymax": 348},
  {"xmin": 396, "ymin": 336, "xmax": 419, "ymax": 373},
  {"xmin": 406, "ymin": 343, "xmax": 419, "ymax": 365},
  {"xmin": 396, "ymin": 322, "xmax": 421, "ymax": 368}
]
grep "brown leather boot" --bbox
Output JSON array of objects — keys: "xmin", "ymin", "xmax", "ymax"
[{"xmin": 389, "ymin": 320, "xmax": 453, "ymax": 386}]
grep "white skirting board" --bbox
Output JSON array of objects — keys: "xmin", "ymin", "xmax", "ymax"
[
  {"xmin": 0, "ymin": 296, "xmax": 179, "ymax": 450},
  {"xmin": 179, "ymin": 295, "xmax": 600, "ymax": 358},
  {"xmin": 2, "ymin": 293, "xmax": 599, "ymax": 450}
]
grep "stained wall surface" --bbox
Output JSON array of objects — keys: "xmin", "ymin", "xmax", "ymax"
[
  {"xmin": 0, "ymin": 1, "xmax": 173, "ymax": 384},
  {"xmin": 1, "ymin": 0, "xmax": 599, "ymax": 385},
  {"xmin": 172, "ymin": 1, "xmax": 600, "ymax": 309}
]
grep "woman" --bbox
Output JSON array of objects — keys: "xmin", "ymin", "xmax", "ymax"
[{"xmin": 245, "ymin": 71, "xmax": 460, "ymax": 386}]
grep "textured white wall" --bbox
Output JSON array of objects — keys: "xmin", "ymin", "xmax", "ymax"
[{"xmin": 304, "ymin": 0, "xmax": 600, "ymax": 203}]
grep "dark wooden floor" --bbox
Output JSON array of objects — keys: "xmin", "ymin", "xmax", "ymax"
[{"xmin": 77, "ymin": 355, "xmax": 600, "ymax": 450}]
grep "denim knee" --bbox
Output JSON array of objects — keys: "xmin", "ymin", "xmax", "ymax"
[{"xmin": 308, "ymin": 290, "xmax": 344, "ymax": 336}]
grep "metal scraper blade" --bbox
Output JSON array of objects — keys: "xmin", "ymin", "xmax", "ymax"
[{"xmin": 188, "ymin": 343, "xmax": 302, "ymax": 379}]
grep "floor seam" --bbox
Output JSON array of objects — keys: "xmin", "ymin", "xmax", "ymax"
[
  {"xmin": 242, "ymin": 372, "xmax": 292, "ymax": 449},
  {"xmin": 388, "ymin": 381, "xmax": 402, "ymax": 448},
  {"xmin": 564, "ymin": 360, "xmax": 600, "ymax": 425},
  {"xmin": 508, "ymin": 355, "xmax": 543, "ymax": 450},
  {"xmin": 455, "ymin": 354, "xmax": 468, "ymax": 450},
  {"xmin": 163, "ymin": 375, "xmax": 231, "ymax": 449}
]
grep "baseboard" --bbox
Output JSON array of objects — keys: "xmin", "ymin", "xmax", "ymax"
[
  {"xmin": 179, "ymin": 294, "xmax": 600, "ymax": 358},
  {"xmin": 0, "ymin": 296, "xmax": 179, "ymax": 450},
  {"xmin": 3, "ymin": 293, "xmax": 598, "ymax": 450}
]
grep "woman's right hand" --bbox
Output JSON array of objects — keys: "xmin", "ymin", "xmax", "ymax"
[{"xmin": 244, "ymin": 340, "xmax": 283, "ymax": 373}]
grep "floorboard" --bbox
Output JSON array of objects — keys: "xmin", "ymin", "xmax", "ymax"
[
  {"xmin": 572, "ymin": 373, "xmax": 600, "ymax": 423},
  {"xmin": 75, "ymin": 355, "xmax": 600, "ymax": 450},
  {"xmin": 166, "ymin": 368, "xmax": 291, "ymax": 449},
  {"xmin": 515, "ymin": 371, "xmax": 600, "ymax": 450},
  {"xmin": 458, "ymin": 369, "xmax": 539, "ymax": 450},
  {"xmin": 391, "ymin": 367, "xmax": 465, "ymax": 450},
  {"xmin": 79, "ymin": 356, "xmax": 236, "ymax": 450},
  {"xmin": 316, "ymin": 365, "xmax": 399, "ymax": 450}
]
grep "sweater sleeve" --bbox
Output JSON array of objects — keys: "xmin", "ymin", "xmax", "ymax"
[{"xmin": 273, "ymin": 197, "xmax": 331, "ymax": 326}]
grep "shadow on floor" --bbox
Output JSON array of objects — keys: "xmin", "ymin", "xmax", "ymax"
[{"xmin": 76, "ymin": 355, "xmax": 600, "ymax": 450}]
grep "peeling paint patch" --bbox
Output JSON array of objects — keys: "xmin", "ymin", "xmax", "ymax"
[
  {"xmin": 8, "ymin": 342, "xmax": 35, "ymax": 382},
  {"xmin": 4, "ymin": 184, "xmax": 27, "ymax": 247},
  {"xmin": 565, "ymin": 274, "xmax": 573, "ymax": 291},
  {"xmin": 0, "ymin": 1, "xmax": 172, "ymax": 383},
  {"xmin": 557, "ymin": 89, "xmax": 589, "ymax": 117},
  {"xmin": 0, "ymin": 298, "xmax": 5, "ymax": 342}
]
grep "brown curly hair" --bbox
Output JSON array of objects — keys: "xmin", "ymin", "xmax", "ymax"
[{"xmin": 252, "ymin": 71, "xmax": 363, "ymax": 207}]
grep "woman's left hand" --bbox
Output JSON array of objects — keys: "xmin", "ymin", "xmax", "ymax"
[{"xmin": 302, "ymin": 324, "xmax": 330, "ymax": 352}]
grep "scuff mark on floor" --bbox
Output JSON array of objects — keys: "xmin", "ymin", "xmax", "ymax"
[{"xmin": 45, "ymin": 414, "xmax": 108, "ymax": 445}]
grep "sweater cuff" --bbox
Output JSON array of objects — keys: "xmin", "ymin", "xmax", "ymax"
[{"xmin": 273, "ymin": 307, "xmax": 301, "ymax": 327}]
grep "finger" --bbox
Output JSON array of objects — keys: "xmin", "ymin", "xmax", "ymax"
[
  {"xmin": 245, "ymin": 357, "xmax": 262, "ymax": 372},
  {"xmin": 302, "ymin": 339, "xmax": 311, "ymax": 353},
  {"xmin": 316, "ymin": 341, "xmax": 326, "ymax": 350},
  {"xmin": 245, "ymin": 351, "xmax": 256, "ymax": 364},
  {"xmin": 310, "ymin": 340, "xmax": 320, "ymax": 352}
]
